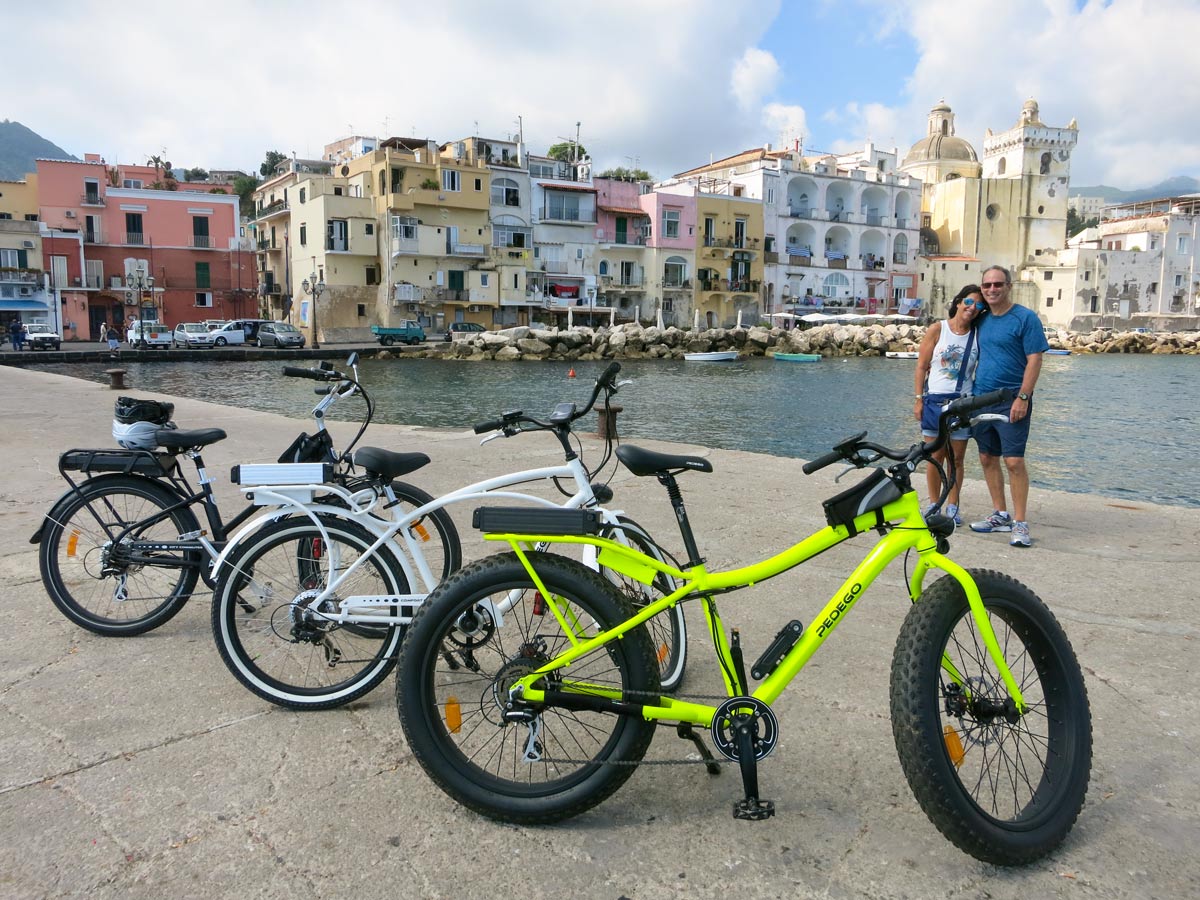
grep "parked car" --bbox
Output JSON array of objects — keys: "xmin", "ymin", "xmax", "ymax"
[
  {"xmin": 25, "ymin": 323, "xmax": 61, "ymax": 351},
  {"xmin": 127, "ymin": 320, "xmax": 172, "ymax": 349},
  {"xmin": 372, "ymin": 320, "xmax": 426, "ymax": 346},
  {"xmin": 173, "ymin": 322, "xmax": 216, "ymax": 349},
  {"xmin": 444, "ymin": 322, "xmax": 487, "ymax": 342},
  {"xmin": 256, "ymin": 321, "xmax": 306, "ymax": 348},
  {"xmin": 1130, "ymin": 327, "xmax": 1151, "ymax": 334},
  {"xmin": 209, "ymin": 321, "xmax": 248, "ymax": 346}
]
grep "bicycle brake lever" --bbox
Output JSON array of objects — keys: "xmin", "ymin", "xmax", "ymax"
[
  {"xmin": 834, "ymin": 464, "xmax": 858, "ymax": 483},
  {"xmin": 971, "ymin": 413, "xmax": 1010, "ymax": 425},
  {"xmin": 479, "ymin": 432, "xmax": 504, "ymax": 445},
  {"xmin": 616, "ymin": 379, "xmax": 633, "ymax": 387}
]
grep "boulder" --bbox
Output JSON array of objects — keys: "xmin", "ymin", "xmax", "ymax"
[
  {"xmin": 494, "ymin": 345, "xmax": 522, "ymax": 361},
  {"xmin": 496, "ymin": 325, "xmax": 531, "ymax": 341},
  {"xmin": 746, "ymin": 326, "xmax": 771, "ymax": 348},
  {"xmin": 517, "ymin": 338, "xmax": 552, "ymax": 356},
  {"xmin": 480, "ymin": 331, "xmax": 511, "ymax": 348}
]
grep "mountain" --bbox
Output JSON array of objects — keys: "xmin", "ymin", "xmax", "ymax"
[
  {"xmin": 0, "ymin": 120, "xmax": 76, "ymax": 180},
  {"xmin": 1070, "ymin": 176, "xmax": 1200, "ymax": 204}
]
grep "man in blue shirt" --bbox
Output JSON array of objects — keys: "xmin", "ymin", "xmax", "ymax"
[{"xmin": 969, "ymin": 265, "xmax": 1049, "ymax": 547}]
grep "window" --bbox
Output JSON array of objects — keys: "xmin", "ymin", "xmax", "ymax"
[
  {"xmin": 365, "ymin": 222, "xmax": 374, "ymax": 236},
  {"xmin": 766, "ymin": 187, "xmax": 775, "ymax": 205},
  {"xmin": 1150, "ymin": 282, "xmax": 1158, "ymax": 294},
  {"xmin": 0, "ymin": 213, "xmax": 10, "ymax": 220},
  {"xmin": 366, "ymin": 265, "xmax": 379, "ymax": 286},
  {"xmin": 299, "ymin": 188, "xmax": 306, "ymax": 203},
  {"xmin": 1040, "ymin": 152, "xmax": 1051, "ymax": 175},
  {"xmin": 1150, "ymin": 237, "xmax": 1159, "ymax": 250},
  {"xmin": 662, "ymin": 208, "xmax": 680, "ymax": 239},
  {"xmin": 195, "ymin": 292, "xmax": 213, "ymax": 307},
  {"xmin": 663, "ymin": 256, "xmax": 687, "ymax": 287},
  {"xmin": 491, "ymin": 178, "xmax": 520, "ymax": 207},
  {"xmin": 822, "ymin": 272, "xmax": 850, "ymax": 298},
  {"xmin": 122, "ymin": 178, "xmax": 143, "ymax": 189},
  {"xmin": 125, "ymin": 212, "xmax": 144, "ymax": 244},
  {"xmin": 442, "ymin": 170, "xmax": 461, "ymax": 192},
  {"xmin": 734, "ymin": 219, "xmax": 747, "ymax": 248},
  {"xmin": 1176, "ymin": 274, "xmax": 1184, "ymax": 287},
  {"xmin": 546, "ymin": 191, "xmax": 581, "ymax": 221},
  {"xmin": 480, "ymin": 273, "xmax": 489, "ymax": 287},
  {"xmin": 997, "ymin": 158, "xmax": 1006, "ymax": 175},
  {"xmin": 24, "ymin": 214, "xmax": 37, "ymax": 222},
  {"xmin": 327, "ymin": 219, "xmax": 348, "ymax": 252},
  {"xmin": 492, "ymin": 220, "xmax": 531, "ymax": 248},
  {"xmin": 357, "ymin": 303, "xmax": 367, "ymax": 317},
  {"xmin": 474, "ymin": 177, "xmax": 482, "ymax": 192},
  {"xmin": 530, "ymin": 162, "xmax": 555, "ymax": 178},
  {"xmin": 391, "ymin": 215, "xmax": 417, "ymax": 240},
  {"xmin": 1044, "ymin": 271, "xmax": 1053, "ymax": 280},
  {"xmin": 0, "ymin": 248, "xmax": 17, "ymax": 267},
  {"xmin": 195, "ymin": 262, "xmax": 210, "ymax": 289},
  {"xmin": 598, "ymin": 260, "xmax": 609, "ymax": 276},
  {"xmin": 299, "ymin": 224, "xmax": 307, "ymax": 246},
  {"xmin": 1178, "ymin": 235, "xmax": 1190, "ymax": 254},
  {"xmin": 333, "ymin": 186, "xmax": 343, "ymax": 196},
  {"xmin": 84, "ymin": 178, "xmax": 100, "ymax": 202},
  {"xmin": 662, "ymin": 299, "xmax": 673, "ymax": 311},
  {"xmin": 192, "ymin": 215, "xmax": 210, "ymax": 248},
  {"xmin": 1084, "ymin": 271, "xmax": 1090, "ymax": 281}
]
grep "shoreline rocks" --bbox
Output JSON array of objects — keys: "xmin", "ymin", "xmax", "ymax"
[{"xmin": 376, "ymin": 322, "xmax": 1200, "ymax": 362}]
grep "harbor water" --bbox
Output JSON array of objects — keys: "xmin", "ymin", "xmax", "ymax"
[{"xmin": 27, "ymin": 353, "xmax": 1198, "ymax": 508}]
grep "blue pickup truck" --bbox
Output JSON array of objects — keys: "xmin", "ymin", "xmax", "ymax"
[{"xmin": 371, "ymin": 321, "xmax": 426, "ymax": 346}]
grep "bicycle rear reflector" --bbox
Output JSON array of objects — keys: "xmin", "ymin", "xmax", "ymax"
[
  {"xmin": 67, "ymin": 529, "xmax": 80, "ymax": 558},
  {"xmin": 444, "ymin": 697, "xmax": 462, "ymax": 733},
  {"xmin": 943, "ymin": 725, "xmax": 965, "ymax": 768},
  {"xmin": 411, "ymin": 522, "xmax": 431, "ymax": 543}
]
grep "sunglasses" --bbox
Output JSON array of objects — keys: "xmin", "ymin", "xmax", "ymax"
[
  {"xmin": 981, "ymin": 281, "xmax": 1008, "ymax": 289},
  {"xmin": 960, "ymin": 298, "xmax": 984, "ymax": 309}
]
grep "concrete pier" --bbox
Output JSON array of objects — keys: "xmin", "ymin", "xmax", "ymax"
[{"xmin": 1, "ymin": 365, "xmax": 1197, "ymax": 899}]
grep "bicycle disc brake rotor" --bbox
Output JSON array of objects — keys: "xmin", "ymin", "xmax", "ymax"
[{"xmin": 710, "ymin": 697, "xmax": 779, "ymax": 763}]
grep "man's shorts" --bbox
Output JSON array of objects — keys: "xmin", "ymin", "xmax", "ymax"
[{"xmin": 973, "ymin": 398, "xmax": 1033, "ymax": 458}]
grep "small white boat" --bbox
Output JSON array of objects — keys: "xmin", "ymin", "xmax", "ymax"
[
  {"xmin": 1045, "ymin": 348, "xmax": 1071, "ymax": 356},
  {"xmin": 684, "ymin": 351, "xmax": 738, "ymax": 362},
  {"xmin": 885, "ymin": 351, "xmax": 919, "ymax": 360}
]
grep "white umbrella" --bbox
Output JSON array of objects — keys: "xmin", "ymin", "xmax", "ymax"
[
  {"xmin": 800, "ymin": 312, "xmax": 836, "ymax": 323},
  {"xmin": 884, "ymin": 314, "xmax": 919, "ymax": 321},
  {"xmin": 766, "ymin": 312, "xmax": 797, "ymax": 319}
]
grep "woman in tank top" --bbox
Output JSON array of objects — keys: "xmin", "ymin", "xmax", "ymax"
[{"xmin": 913, "ymin": 284, "xmax": 986, "ymax": 525}]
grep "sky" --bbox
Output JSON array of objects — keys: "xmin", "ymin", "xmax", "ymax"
[{"xmin": 8, "ymin": 0, "xmax": 1200, "ymax": 190}]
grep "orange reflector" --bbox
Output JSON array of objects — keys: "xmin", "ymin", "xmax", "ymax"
[
  {"xmin": 66, "ymin": 529, "xmax": 80, "ymax": 558},
  {"xmin": 412, "ymin": 522, "xmax": 430, "ymax": 543},
  {"xmin": 444, "ymin": 697, "xmax": 462, "ymax": 733},
  {"xmin": 656, "ymin": 643, "xmax": 669, "ymax": 665},
  {"xmin": 943, "ymin": 724, "xmax": 965, "ymax": 768}
]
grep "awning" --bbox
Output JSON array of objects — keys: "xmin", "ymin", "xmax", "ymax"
[
  {"xmin": 547, "ymin": 283, "xmax": 580, "ymax": 299},
  {"xmin": 0, "ymin": 299, "xmax": 50, "ymax": 312},
  {"xmin": 598, "ymin": 206, "xmax": 648, "ymax": 216},
  {"xmin": 539, "ymin": 183, "xmax": 597, "ymax": 192}
]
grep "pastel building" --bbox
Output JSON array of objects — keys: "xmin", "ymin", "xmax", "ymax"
[
  {"xmin": 0, "ymin": 173, "xmax": 58, "ymax": 335},
  {"xmin": 593, "ymin": 176, "xmax": 651, "ymax": 324},
  {"xmin": 36, "ymin": 155, "xmax": 247, "ymax": 337},
  {"xmin": 639, "ymin": 186, "xmax": 697, "ymax": 328}
]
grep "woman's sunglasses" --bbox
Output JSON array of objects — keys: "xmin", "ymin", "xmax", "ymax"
[{"xmin": 960, "ymin": 298, "xmax": 985, "ymax": 309}]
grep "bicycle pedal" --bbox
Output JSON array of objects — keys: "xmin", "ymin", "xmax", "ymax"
[{"xmin": 732, "ymin": 798, "xmax": 775, "ymax": 821}]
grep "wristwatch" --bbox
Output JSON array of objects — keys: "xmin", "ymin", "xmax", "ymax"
[{"xmin": 1017, "ymin": 391, "xmax": 1031, "ymax": 401}]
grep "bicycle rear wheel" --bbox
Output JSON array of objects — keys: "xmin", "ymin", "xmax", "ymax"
[
  {"xmin": 212, "ymin": 515, "xmax": 408, "ymax": 710},
  {"xmin": 396, "ymin": 551, "xmax": 659, "ymax": 824},
  {"xmin": 38, "ymin": 475, "xmax": 202, "ymax": 636},
  {"xmin": 602, "ymin": 516, "xmax": 687, "ymax": 691},
  {"xmin": 385, "ymin": 481, "xmax": 462, "ymax": 585},
  {"xmin": 890, "ymin": 570, "xmax": 1092, "ymax": 865}
]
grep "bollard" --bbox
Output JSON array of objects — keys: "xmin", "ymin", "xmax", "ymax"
[
  {"xmin": 105, "ymin": 368, "xmax": 128, "ymax": 390},
  {"xmin": 596, "ymin": 402, "xmax": 623, "ymax": 439}
]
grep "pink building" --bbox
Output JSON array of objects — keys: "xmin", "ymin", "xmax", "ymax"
[{"xmin": 37, "ymin": 156, "xmax": 248, "ymax": 337}]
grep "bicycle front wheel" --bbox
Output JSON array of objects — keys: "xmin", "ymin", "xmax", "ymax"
[
  {"xmin": 890, "ymin": 570, "xmax": 1092, "ymax": 865},
  {"xmin": 602, "ymin": 516, "xmax": 687, "ymax": 691},
  {"xmin": 38, "ymin": 475, "xmax": 202, "ymax": 636},
  {"xmin": 396, "ymin": 551, "xmax": 659, "ymax": 824},
  {"xmin": 212, "ymin": 516, "xmax": 408, "ymax": 710}
]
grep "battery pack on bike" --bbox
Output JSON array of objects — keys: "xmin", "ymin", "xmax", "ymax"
[{"xmin": 231, "ymin": 463, "xmax": 335, "ymax": 504}]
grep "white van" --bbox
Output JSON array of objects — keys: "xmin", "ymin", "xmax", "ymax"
[
  {"xmin": 209, "ymin": 321, "xmax": 247, "ymax": 346},
  {"xmin": 126, "ymin": 320, "xmax": 172, "ymax": 349}
]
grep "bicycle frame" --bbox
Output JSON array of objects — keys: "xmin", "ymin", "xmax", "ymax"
[
  {"xmin": 486, "ymin": 483, "xmax": 1027, "ymax": 724},
  {"xmin": 213, "ymin": 453, "xmax": 625, "ymax": 626}
]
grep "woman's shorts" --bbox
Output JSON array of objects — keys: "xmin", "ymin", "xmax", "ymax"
[{"xmin": 921, "ymin": 393, "xmax": 970, "ymax": 441}]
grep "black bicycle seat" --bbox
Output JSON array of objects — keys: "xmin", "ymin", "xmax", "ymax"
[
  {"xmin": 616, "ymin": 445, "xmax": 713, "ymax": 478},
  {"xmin": 156, "ymin": 428, "xmax": 227, "ymax": 449},
  {"xmin": 354, "ymin": 447, "xmax": 431, "ymax": 480}
]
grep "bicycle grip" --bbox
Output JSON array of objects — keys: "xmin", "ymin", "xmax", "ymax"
[
  {"xmin": 597, "ymin": 362, "xmax": 622, "ymax": 386},
  {"xmin": 282, "ymin": 366, "xmax": 324, "ymax": 380},
  {"xmin": 802, "ymin": 450, "xmax": 843, "ymax": 475},
  {"xmin": 945, "ymin": 388, "xmax": 1014, "ymax": 417},
  {"xmin": 473, "ymin": 419, "xmax": 505, "ymax": 434}
]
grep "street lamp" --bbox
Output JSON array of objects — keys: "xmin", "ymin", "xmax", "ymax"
[
  {"xmin": 301, "ymin": 273, "xmax": 324, "ymax": 348},
  {"xmin": 126, "ymin": 271, "xmax": 155, "ymax": 348}
]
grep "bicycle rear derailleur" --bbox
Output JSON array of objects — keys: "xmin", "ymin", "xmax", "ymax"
[{"xmin": 710, "ymin": 697, "xmax": 779, "ymax": 821}]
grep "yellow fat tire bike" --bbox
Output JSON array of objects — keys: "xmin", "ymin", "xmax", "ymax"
[{"xmin": 395, "ymin": 389, "xmax": 1092, "ymax": 866}]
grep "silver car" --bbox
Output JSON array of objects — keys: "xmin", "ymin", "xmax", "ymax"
[
  {"xmin": 255, "ymin": 322, "xmax": 306, "ymax": 348},
  {"xmin": 173, "ymin": 323, "xmax": 216, "ymax": 349}
]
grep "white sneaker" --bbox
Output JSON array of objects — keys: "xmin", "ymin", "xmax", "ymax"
[
  {"xmin": 945, "ymin": 503, "xmax": 963, "ymax": 526},
  {"xmin": 1010, "ymin": 521, "xmax": 1032, "ymax": 547},
  {"xmin": 970, "ymin": 511, "xmax": 1013, "ymax": 533}
]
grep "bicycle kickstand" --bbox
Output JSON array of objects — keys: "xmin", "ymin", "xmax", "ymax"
[
  {"xmin": 676, "ymin": 724, "xmax": 721, "ymax": 776},
  {"xmin": 732, "ymin": 718, "xmax": 775, "ymax": 821}
]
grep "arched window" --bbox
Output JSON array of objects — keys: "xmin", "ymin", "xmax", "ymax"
[
  {"xmin": 941, "ymin": 120, "xmax": 949, "ymax": 136},
  {"xmin": 1040, "ymin": 152, "xmax": 1051, "ymax": 175},
  {"xmin": 997, "ymin": 157, "xmax": 1006, "ymax": 175},
  {"xmin": 491, "ymin": 177, "xmax": 520, "ymax": 207},
  {"xmin": 598, "ymin": 260, "xmax": 609, "ymax": 277},
  {"xmin": 823, "ymin": 272, "xmax": 850, "ymax": 297},
  {"xmin": 894, "ymin": 233, "xmax": 909, "ymax": 263},
  {"xmin": 663, "ymin": 255, "xmax": 687, "ymax": 287}
]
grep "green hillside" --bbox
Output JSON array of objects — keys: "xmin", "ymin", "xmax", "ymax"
[
  {"xmin": 0, "ymin": 120, "xmax": 77, "ymax": 180},
  {"xmin": 1070, "ymin": 175, "xmax": 1200, "ymax": 204}
]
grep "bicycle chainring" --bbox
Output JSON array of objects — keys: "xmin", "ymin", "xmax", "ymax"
[{"xmin": 710, "ymin": 696, "xmax": 779, "ymax": 763}]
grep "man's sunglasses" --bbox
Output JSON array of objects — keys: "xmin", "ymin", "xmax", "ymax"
[{"xmin": 981, "ymin": 281, "xmax": 1008, "ymax": 289}]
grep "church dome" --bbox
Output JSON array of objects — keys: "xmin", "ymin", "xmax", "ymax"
[{"xmin": 902, "ymin": 100, "xmax": 978, "ymax": 166}]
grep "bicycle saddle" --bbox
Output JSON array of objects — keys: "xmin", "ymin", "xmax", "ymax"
[
  {"xmin": 616, "ymin": 445, "xmax": 713, "ymax": 477},
  {"xmin": 354, "ymin": 447, "xmax": 431, "ymax": 480},
  {"xmin": 156, "ymin": 427, "xmax": 227, "ymax": 449}
]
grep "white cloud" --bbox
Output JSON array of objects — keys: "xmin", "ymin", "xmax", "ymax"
[
  {"xmin": 7, "ymin": 0, "xmax": 783, "ymax": 183},
  {"xmin": 731, "ymin": 48, "xmax": 782, "ymax": 109},
  {"xmin": 762, "ymin": 103, "xmax": 808, "ymax": 150},
  {"xmin": 832, "ymin": 0, "xmax": 1200, "ymax": 186}
]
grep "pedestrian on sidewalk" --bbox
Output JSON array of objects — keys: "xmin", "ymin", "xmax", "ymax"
[
  {"xmin": 106, "ymin": 324, "xmax": 121, "ymax": 354},
  {"xmin": 9, "ymin": 319, "xmax": 25, "ymax": 351},
  {"xmin": 968, "ymin": 265, "xmax": 1050, "ymax": 548}
]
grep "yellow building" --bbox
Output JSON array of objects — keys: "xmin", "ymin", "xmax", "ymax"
[{"xmin": 693, "ymin": 193, "xmax": 765, "ymax": 328}]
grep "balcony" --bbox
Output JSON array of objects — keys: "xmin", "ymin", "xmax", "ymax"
[
  {"xmin": 895, "ymin": 218, "xmax": 909, "ymax": 229},
  {"xmin": 83, "ymin": 230, "xmax": 101, "ymax": 244},
  {"xmin": 864, "ymin": 214, "xmax": 883, "ymax": 226},
  {"xmin": 80, "ymin": 193, "xmax": 105, "ymax": 207},
  {"xmin": 448, "ymin": 241, "xmax": 486, "ymax": 257},
  {"xmin": 391, "ymin": 236, "xmax": 419, "ymax": 255},
  {"xmin": 0, "ymin": 268, "xmax": 43, "ymax": 284},
  {"xmin": 255, "ymin": 200, "xmax": 289, "ymax": 220},
  {"xmin": 540, "ymin": 260, "xmax": 569, "ymax": 274},
  {"xmin": 438, "ymin": 289, "xmax": 469, "ymax": 302},
  {"xmin": 598, "ymin": 231, "xmax": 647, "ymax": 246},
  {"xmin": 124, "ymin": 232, "xmax": 145, "ymax": 246},
  {"xmin": 893, "ymin": 252, "xmax": 910, "ymax": 265},
  {"xmin": 601, "ymin": 274, "xmax": 643, "ymax": 289},
  {"xmin": 539, "ymin": 207, "xmax": 596, "ymax": 224},
  {"xmin": 257, "ymin": 238, "xmax": 272, "ymax": 251},
  {"xmin": 662, "ymin": 278, "xmax": 691, "ymax": 291},
  {"xmin": 190, "ymin": 235, "xmax": 214, "ymax": 249},
  {"xmin": 786, "ymin": 206, "xmax": 812, "ymax": 218},
  {"xmin": 764, "ymin": 250, "xmax": 779, "ymax": 264}
]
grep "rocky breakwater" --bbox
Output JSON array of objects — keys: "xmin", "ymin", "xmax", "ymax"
[
  {"xmin": 382, "ymin": 322, "xmax": 927, "ymax": 362},
  {"xmin": 1049, "ymin": 329, "xmax": 1200, "ymax": 354}
]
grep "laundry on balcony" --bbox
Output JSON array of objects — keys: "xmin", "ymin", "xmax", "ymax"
[
  {"xmin": 824, "ymin": 251, "xmax": 847, "ymax": 260},
  {"xmin": 546, "ymin": 283, "xmax": 580, "ymax": 299},
  {"xmin": 787, "ymin": 247, "xmax": 812, "ymax": 258}
]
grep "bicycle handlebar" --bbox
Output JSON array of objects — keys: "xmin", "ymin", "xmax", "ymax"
[
  {"xmin": 473, "ymin": 363, "xmax": 624, "ymax": 437},
  {"xmin": 282, "ymin": 365, "xmax": 333, "ymax": 381}
]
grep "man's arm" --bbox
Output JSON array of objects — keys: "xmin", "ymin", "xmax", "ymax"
[{"xmin": 1009, "ymin": 352, "xmax": 1044, "ymax": 423}]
